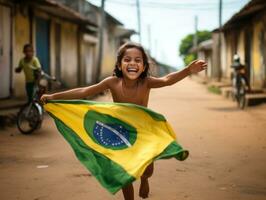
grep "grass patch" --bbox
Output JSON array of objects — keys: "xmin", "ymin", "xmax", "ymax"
[{"xmin": 208, "ymin": 85, "xmax": 221, "ymax": 95}]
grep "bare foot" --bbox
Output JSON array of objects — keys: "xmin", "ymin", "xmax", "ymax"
[{"xmin": 139, "ymin": 178, "xmax": 149, "ymax": 198}]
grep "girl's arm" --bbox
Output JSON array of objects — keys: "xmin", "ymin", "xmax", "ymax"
[
  {"xmin": 40, "ymin": 77, "xmax": 113, "ymax": 103},
  {"xmin": 148, "ymin": 60, "xmax": 207, "ymax": 88}
]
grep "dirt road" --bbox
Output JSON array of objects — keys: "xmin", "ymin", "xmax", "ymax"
[{"xmin": 1, "ymin": 78, "xmax": 266, "ymax": 200}]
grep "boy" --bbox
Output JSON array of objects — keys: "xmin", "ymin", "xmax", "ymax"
[{"xmin": 15, "ymin": 44, "xmax": 41, "ymax": 102}]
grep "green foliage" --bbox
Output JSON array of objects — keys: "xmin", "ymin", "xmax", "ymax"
[
  {"xmin": 179, "ymin": 30, "xmax": 212, "ymax": 65},
  {"xmin": 207, "ymin": 86, "xmax": 221, "ymax": 95},
  {"xmin": 179, "ymin": 34, "xmax": 194, "ymax": 56},
  {"xmin": 184, "ymin": 53, "xmax": 196, "ymax": 66}
]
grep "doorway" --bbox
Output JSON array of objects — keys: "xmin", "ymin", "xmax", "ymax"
[
  {"xmin": 35, "ymin": 17, "xmax": 50, "ymax": 74},
  {"xmin": 0, "ymin": 5, "xmax": 11, "ymax": 98}
]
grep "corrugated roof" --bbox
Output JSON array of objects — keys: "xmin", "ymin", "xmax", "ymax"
[
  {"xmin": 30, "ymin": 0, "xmax": 97, "ymax": 26},
  {"xmin": 222, "ymin": 0, "xmax": 266, "ymax": 30},
  {"xmin": 114, "ymin": 26, "xmax": 136, "ymax": 38},
  {"xmin": 198, "ymin": 39, "xmax": 213, "ymax": 50}
]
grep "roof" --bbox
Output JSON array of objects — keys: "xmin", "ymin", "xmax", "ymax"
[
  {"xmin": 222, "ymin": 0, "xmax": 266, "ymax": 30},
  {"xmin": 188, "ymin": 39, "xmax": 213, "ymax": 53},
  {"xmin": 106, "ymin": 12, "xmax": 123, "ymax": 26},
  {"xmin": 114, "ymin": 26, "xmax": 136, "ymax": 38},
  {"xmin": 29, "ymin": 0, "xmax": 97, "ymax": 26},
  {"xmin": 198, "ymin": 39, "xmax": 213, "ymax": 51},
  {"xmin": 87, "ymin": 2, "xmax": 123, "ymax": 26}
]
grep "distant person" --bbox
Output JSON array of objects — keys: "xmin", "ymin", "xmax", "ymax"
[
  {"xmin": 15, "ymin": 44, "xmax": 41, "ymax": 103},
  {"xmin": 41, "ymin": 42, "xmax": 207, "ymax": 200},
  {"xmin": 231, "ymin": 54, "xmax": 251, "ymax": 92}
]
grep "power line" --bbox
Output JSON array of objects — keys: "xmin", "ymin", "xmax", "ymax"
[
  {"xmin": 89, "ymin": 0, "xmax": 248, "ymax": 11},
  {"xmin": 105, "ymin": 0, "xmax": 246, "ymax": 6},
  {"xmin": 102, "ymin": 1, "xmax": 246, "ymax": 11}
]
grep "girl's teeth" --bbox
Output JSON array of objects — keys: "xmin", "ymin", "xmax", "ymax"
[{"xmin": 127, "ymin": 68, "xmax": 138, "ymax": 72}]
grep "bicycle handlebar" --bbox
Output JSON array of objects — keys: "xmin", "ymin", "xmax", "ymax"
[
  {"xmin": 41, "ymin": 71, "xmax": 56, "ymax": 81},
  {"xmin": 39, "ymin": 71, "xmax": 61, "ymax": 86}
]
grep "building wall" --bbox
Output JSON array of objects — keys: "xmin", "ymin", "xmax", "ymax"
[
  {"xmin": 220, "ymin": 8, "xmax": 266, "ymax": 90},
  {"xmin": 221, "ymin": 33, "xmax": 228, "ymax": 80},
  {"xmin": 0, "ymin": 4, "xmax": 12, "ymax": 98},
  {"xmin": 11, "ymin": 5, "xmax": 83, "ymax": 100},
  {"xmin": 223, "ymin": 31, "xmax": 239, "ymax": 81},
  {"xmin": 197, "ymin": 50, "xmax": 209, "ymax": 79},
  {"xmin": 13, "ymin": 8, "xmax": 30, "ymax": 98},
  {"xmin": 43, "ymin": 14, "xmax": 80, "ymax": 88},
  {"xmin": 101, "ymin": 24, "xmax": 117, "ymax": 79},
  {"xmin": 33, "ymin": 10, "xmax": 79, "ymax": 88},
  {"xmin": 211, "ymin": 32, "xmax": 221, "ymax": 80},
  {"xmin": 80, "ymin": 34, "xmax": 98, "ymax": 86},
  {"xmin": 251, "ymin": 20, "xmax": 265, "ymax": 89},
  {"xmin": 49, "ymin": 20, "xmax": 56, "ymax": 78},
  {"xmin": 237, "ymin": 30, "xmax": 245, "ymax": 64},
  {"xmin": 60, "ymin": 22, "xmax": 78, "ymax": 88},
  {"xmin": 206, "ymin": 51, "xmax": 213, "ymax": 78}
]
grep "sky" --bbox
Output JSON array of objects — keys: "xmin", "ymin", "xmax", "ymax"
[{"xmin": 88, "ymin": 0, "xmax": 250, "ymax": 68}]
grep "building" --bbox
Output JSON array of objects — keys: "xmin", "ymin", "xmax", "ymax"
[
  {"xmin": 213, "ymin": 0, "xmax": 266, "ymax": 90},
  {"xmin": 190, "ymin": 39, "xmax": 213, "ymax": 81},
  {"xmin": 0, "ymin": 0, "xmax": 136, "ymax": 103},
  {"xmin": 57, "ymin": 0, "xmax": 136, "ymax": 81},
  {"xmin": 0, "ymin": 0, "xmax": 97, "ymax": 100}
]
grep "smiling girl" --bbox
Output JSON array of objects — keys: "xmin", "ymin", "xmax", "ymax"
[{"xmin": 41, "ymin": 42, "xmax": 207, "ymax": 200}]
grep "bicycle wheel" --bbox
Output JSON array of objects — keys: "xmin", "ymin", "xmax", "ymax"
[
  {"xmin": 17, "ymin": 103, "xmax": 41, "ymax": 134},
  {"xmin": 231, "ymin": 77, "xmax": 237, "ymax": 101},
  {"xmin": 238, "ymin": 78, "xmax": 246, "ymax": 109}
]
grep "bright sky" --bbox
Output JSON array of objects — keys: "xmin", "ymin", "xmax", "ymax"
[{"xmin": 88, "ymin": 0, "xmax": 250, "ymax": 68}]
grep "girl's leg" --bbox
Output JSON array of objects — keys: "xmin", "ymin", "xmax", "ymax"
[
  {"xmin": 139, "ymin": 163, "xmax": 154, "ymax": 198},
  {"xmin": 122, "ymin": 183, "xmax": 134, "ymax": 200}
]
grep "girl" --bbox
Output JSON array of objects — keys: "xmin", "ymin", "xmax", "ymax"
[{"xmin": 41, "ymin": 42, "xmax": 207, "ymax": 200}]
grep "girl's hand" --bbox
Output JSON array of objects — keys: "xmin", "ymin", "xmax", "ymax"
[
  {"xmin": 40, "ymin": 94, "xmax": 53, "ymax": 104},
  {"xmin": 188, "ymin": 60, "xmax": 207, "ymax": 74}
]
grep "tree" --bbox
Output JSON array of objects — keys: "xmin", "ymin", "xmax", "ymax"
[{"xmin": 179, "ymin": 30, "xmax": 211, "ymax": 66}]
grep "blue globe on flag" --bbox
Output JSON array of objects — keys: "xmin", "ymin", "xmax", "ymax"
[{"xmin": 84, "ymin": 110, "xmax": 137, "ymax": 150}]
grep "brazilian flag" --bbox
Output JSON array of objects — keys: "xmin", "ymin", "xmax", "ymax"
[{"xmin": 44, "ymin": 100, "xmax": 189, "ymax": 194}]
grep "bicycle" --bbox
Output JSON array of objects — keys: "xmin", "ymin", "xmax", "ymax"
[
  {"xmin": 231, "ymin": 55, "xmax": 250, "ymax": 109},
  {"xmin": 232, "ymin": 71, "xmax": 247, "ymax": 109},
  {"xmin": 16, "ymin": 71, "xmax": 59, "ymax": 134}
]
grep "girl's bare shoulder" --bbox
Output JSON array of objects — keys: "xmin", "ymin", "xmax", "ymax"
[
  {"xmin": 102, "ymin": 76, "xmax": 120, "ymax": 87},
  {"xmin": 144, "ymin": 76, "xmax": 156, "ymax": 87}
]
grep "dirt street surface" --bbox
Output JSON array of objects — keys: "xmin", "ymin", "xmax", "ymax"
[{"xmin": 1, "ymin": 78, "xmax": 266, "ymax": 200}]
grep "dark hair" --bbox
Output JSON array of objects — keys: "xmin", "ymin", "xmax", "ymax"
[
  {"xmin": 23, "ymin": 43, "xmax": 33, "ymax": 52},
  {"xmin": 113, "ymin": 42, "xmax": 150, "ymax": 79}
]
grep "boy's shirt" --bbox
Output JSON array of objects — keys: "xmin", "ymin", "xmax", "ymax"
[{"xmin": 18, "ymin": 56, "xmax": 41, "ymax": 82}]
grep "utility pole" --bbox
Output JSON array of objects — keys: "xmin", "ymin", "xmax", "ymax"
[
  {"xmin": 136, "ymin": 0, "xmax": 141, "ymax": 43},
  {"xmin": 147, "ymin": 24, "xmax": 151, "ymax": 54},
  {"xmin": 96, "ymin": 0, "xmax": 106, "ymax": 82},
  {"xmin": 193, "ymin": 15, "xmax": 198, "ymax": 48},
  {"xmin": 154, "ymin": 39, "xmax": 158, "ymax": 59},
  {"xmin": 218, "ymin": 0, "xmax": 223, "ymax": 81}
]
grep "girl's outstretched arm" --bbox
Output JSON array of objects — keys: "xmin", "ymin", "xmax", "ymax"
[
  {"xmin": 148, "ymin": 60, "xmax": 207, "ymax": 88},
  {"xmin": 40, "ymin": 76, "xmax": 113, "ymax": 103}
]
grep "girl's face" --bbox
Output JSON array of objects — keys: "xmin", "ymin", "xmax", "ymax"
[{"xmin": 119, "ymin": 48, "xmax": 145, "ymax": 80}]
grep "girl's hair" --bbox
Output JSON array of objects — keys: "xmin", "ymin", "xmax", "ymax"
[
  {"xmin": 113, "ymin": 42, "xmax": 150, "ymax": 79},
  {"xmin": 23, "ymin": 43, "xmax": 33, "ymax": 52}
]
